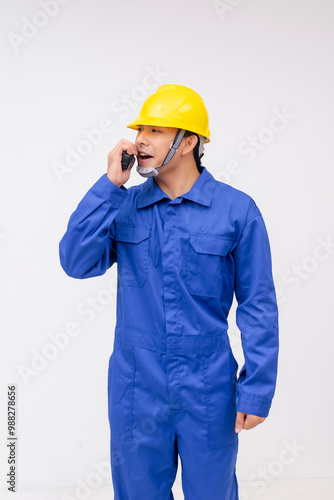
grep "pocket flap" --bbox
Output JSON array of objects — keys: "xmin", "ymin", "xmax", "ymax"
[
  {"xmin": 115, "ymin": 225, "xmax": 150, "ymax": 244},
  {"xmin": 190, "ymin": 235, "xmax": 234, "ymax": 256}
]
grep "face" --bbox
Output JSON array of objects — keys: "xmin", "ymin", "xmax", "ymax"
[{"xmin": 134, "ymin": 125, "xmax": 180, "ymax": 171}]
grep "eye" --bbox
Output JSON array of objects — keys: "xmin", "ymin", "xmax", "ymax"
[{"xmin": 152, "ymin": 129, "xmax": 161, "ymax": 133}]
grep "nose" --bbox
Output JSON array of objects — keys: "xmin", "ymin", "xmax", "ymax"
[{"xmin": 135, "ymin": 128, "xmax": 149, "ymax": 147}]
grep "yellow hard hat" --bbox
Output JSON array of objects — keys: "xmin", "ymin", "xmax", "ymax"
[{"xmin": 127, "ymin": 84, "xmax": 210, "ymax": 143}]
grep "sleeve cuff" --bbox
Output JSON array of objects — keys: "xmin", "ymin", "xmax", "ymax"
[
  {"xmin": 236, "ymin": 392, "xmax": 272, "ymax": 418},
  {"xmin": 90, "ymin": 173, "xmax": 129, "ymax": 208}
]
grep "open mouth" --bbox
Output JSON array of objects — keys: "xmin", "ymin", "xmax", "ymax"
[{"xmin": 138, "ymin": 152, "xmax": 154, "ymax": 163}]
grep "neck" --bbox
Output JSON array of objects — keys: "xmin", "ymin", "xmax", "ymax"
[{"xmin": 154, "ymin": 160, "xmax": 202, "ymax": 200}]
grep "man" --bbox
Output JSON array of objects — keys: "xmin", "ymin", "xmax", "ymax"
[{"xmin": 59, "ymin": 84, "xmax": 279, "ymax": 500}]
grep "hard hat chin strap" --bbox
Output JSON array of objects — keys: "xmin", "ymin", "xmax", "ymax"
[
  {"xmin": 136, "ymin": 129, "xmax": 186, "ymax": 178},
  {"xmin": 197, "ymin": 135, "xmax": 206, "ymax": 159}
]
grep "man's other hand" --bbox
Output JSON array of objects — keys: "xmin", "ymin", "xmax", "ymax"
[{"xmin": 235, "ymin": 412, "xmax": 266, "ymax": 433}]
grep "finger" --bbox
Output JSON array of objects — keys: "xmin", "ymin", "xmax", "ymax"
[
  {"xmin": 118, "ymin": 139, "xmax": 137, "ymax": 156},
  {"xmin": 235, "ymin": 412, "xmax": 245, "ymax": 433}
]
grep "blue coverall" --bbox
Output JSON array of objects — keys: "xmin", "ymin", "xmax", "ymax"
[{"xmin": 59, "ymin": 165, "xmax": 279, "ymax": 500}]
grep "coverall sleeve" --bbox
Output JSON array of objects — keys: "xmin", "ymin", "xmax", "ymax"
[
  {"xmin": 59, "ymin": 173, "xmax": 128, "ymax": 279},
  {"xmin": 233, "ymin": 198, "xmax": 279, "ymax": 418}
]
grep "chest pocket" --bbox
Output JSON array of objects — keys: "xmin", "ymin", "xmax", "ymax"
[
  {"xmin": 185, "ymin": 234, "xmax": 234, "ymax": 298},
  {"xmin": 115, "ymin": 225, "xmax": 151, "ymax": 287}
]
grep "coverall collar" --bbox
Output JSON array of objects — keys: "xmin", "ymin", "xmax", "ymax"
[{"xmin": 136, "ymin": 166, "xmax": 216, "ymax": 209}]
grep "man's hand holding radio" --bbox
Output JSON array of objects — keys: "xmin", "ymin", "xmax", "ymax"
[{"xmin": 107, "ymin": 139, "xmax": 137, "ymax": 187}]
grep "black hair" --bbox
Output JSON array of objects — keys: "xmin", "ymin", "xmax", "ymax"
[{"xmin": 183, "ymin": 130, "xmax": 202, "ymax": 171}]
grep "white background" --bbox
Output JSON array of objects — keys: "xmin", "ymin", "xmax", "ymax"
[{"xmin": 1, "ymin": 0, "xmax": 333, "ymax": 497}]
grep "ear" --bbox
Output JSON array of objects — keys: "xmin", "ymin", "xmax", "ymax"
[{"xmin": 180, "ymin": 134, "xmax": 198, "ymax": 156}]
